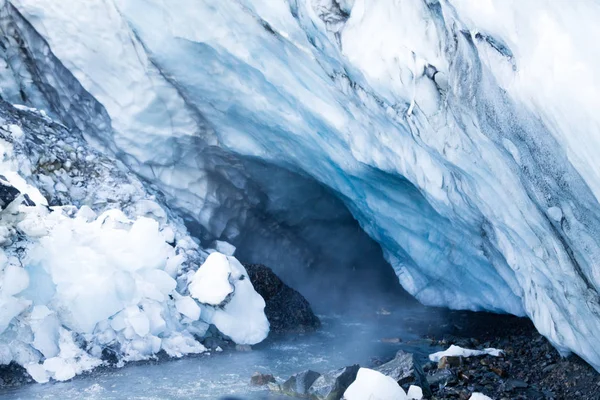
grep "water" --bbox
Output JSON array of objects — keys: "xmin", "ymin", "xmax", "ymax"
[{"xmin": 0, "ymin": 305, "xmax": 444, "ymax": 400}]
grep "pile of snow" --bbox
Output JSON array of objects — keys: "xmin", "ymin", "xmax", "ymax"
[
  {"xmin": 0, "ymin": 111, "xmax": 269, "ymax": 382},
  {"xmin": 343, "ymin": 368, "xmax": 425, "ymax": 400},
  {"xmin": 190, "ymin": 252, "xmax": 269, "ymax": 345},
  {"xmin": 470, "ymin": 393, "xmax": 494, "ymax": 400},
  {"xmin": 343, "ymin": 368, "xmax": 407, "ymax": 400},
  {"xmin": 429, "ymin": 345, "xmax": 503, "ymax": 362}
]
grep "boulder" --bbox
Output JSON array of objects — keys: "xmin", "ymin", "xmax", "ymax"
[
  {"xmin": 280, "ymin": 369, "xmax": 322, "ymax": 397},
  {"xmin": 245, "ymin": 264, "xmax": 320, "ymax": 333},
  {"xmin": 308, "ymin": 365, "xmax": 360, "ymax": 400},
  {"xmin": 375, "ymin": 350, "xmax": 431, "ymax": 397}
]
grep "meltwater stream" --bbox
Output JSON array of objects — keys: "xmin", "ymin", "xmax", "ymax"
[{"xmin": 0, "ymin": 304, "xmax": 444, "ymax": 400}]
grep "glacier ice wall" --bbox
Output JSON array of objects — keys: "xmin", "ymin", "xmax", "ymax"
[{"xmin": 1, "ymin": 0, "xmax": 600, "ymax": 370}]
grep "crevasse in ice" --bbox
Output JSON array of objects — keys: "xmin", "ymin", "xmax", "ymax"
[{"xmin": 1, "ymin": 0, "xmax": 600, "ymax": 372}]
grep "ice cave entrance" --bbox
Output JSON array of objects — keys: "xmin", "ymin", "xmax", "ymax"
[{"xmin": 181, "ymin": 156, "xmax": 413, "ymax": 313}]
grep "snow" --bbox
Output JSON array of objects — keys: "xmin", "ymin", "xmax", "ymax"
[
  {"xmin": 189, "ymin": 253, "xmax": 235, "ymax": 305},
  {"xmin": 343, "ymin": 367, "xmax": 407, "ymax": 400},
  {"xmin": 192, "ymin": 254, "xmax": 269, "ymax": 345},
  {"xmin": 4, "ymin": 0, "xmax": 600, "ymax": 373},
  {"xmin": 407, "ymin": 385, "xmax": 423, "ymax": 400},
  {"xmin": 469, "ymin": 394, "xmax": 494, "ymax": 400},
  {"xmin": 429, "ymin": 345, "xmax": 503, "ymax": 362}
]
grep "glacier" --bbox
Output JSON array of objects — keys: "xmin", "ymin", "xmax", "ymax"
[{"xmin": 0, "ymin": 0, "xmax": 599, "ymax": 377}]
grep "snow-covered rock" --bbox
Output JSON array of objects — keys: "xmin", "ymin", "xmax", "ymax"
[
  {"xmin": 343, "ymin": 367, "xmax": 407, "ymax": 400},
  {"xmin": 429, "ymin": 345, "xmax": 503, "ymax": 362},
  {"xmin": 1, "ymin": 0, "xmax": 600, "ymax": 372},
  {"xmin": 191, "ymin": 253, "xmax": 269, "ymax": 345}
]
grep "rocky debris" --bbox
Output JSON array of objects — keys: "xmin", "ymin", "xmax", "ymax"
[
  {"xmin": 308, "ymin": 365, "xmax": 359, "ymax": 400},
  {"xmin": 245, "ymin": 264, "xmax": 320, "ymax": 333},
  {"xmin": 278, "ymin": 369, "xmax": 322, "ymax": 397},
  {"xmin": 420, "ymin": 310, "xmax": 600, "ymax": 399},
  {"xmin": 272, "ymin": 365, "xmax": 360, "ymax": 400},
  {"xmin": 250, "ymin": 372, "xmax": 276, "ymax": 386},
  {"xmin": 0, "ymin": 363, "xmax": 32, "ymax": 388},
  {"xmin": 375, "ymin": 349, "xmax": 431, "ymax": 397},
  {"xmin": 427, "ymin": 368, "xmax": 457, "ymax": 388}
]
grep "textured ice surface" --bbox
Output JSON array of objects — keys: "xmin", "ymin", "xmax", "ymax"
[
  {"xmin": 0, "ymin": 101, "xmax": 268, "ymax": 381},
  {"xmin": 1, "ymin": 0, "xmax": 600, "ymax": 371}
]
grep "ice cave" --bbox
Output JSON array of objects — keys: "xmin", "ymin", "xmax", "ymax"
[{"xmin": 0, "ymin": 0, "xmax": 599, "ymax": 399}]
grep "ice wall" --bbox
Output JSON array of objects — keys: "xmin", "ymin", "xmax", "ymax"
[{"xmin": 2, "ymin": 0, "xmax": 600, "ymax": 370}]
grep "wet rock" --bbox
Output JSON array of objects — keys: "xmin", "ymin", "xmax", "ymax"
[
  {"xmin": 438, "ymin": 355, "xmax": 462, "ymax": 369},
  {"xmin": 0, "ymin": 177, "xmax": 20, "ymax": 210},
  {"xmin": 427, "ymin": 368, "xmax": 457, "ymax": 388},
  {"xmin": 503, "ymin": 378, "xmax": 528, "ymax": 392},
  {"xmin": 375, "ymin": 350, "xmax": 431, "ymax": 397},
  {"xmin": 308, "ymin": 365, "xmax": 359, "ymax": 400},
  {"xmin": 202, "ymin": 336, "xmax": 230, "ymax": 351},
  {"xmin": 245, "ymin": 264, "xmax": 320, "ymax": 333},
  {"xmin": 250, "ymin": 372, "xmax": 276, "ymax": 386},
  {"xmin": 422, "ymin": 361, "xmax": 437, "ymax": 372},
  {"xmin": 279, "ymin": 370, "xmax": 322, "ymax": 397}
]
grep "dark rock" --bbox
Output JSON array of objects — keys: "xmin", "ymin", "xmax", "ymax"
[
  {"xmin": 376, "ymin": 350, "xmax": 431, "ymax": 397},
  {"xmin": 101, "ymin": 347, "xmax": 120, "ymax": 366},
  {"xmin": 308, "ymin": 365, "xmax": 360, "ymax": 400},
  {"xmin": 422, "ymin": 361, "xmax": 437, "ymax": 372},
  {"xmin": 0, "ymin": 178, "xmax": 20, "ymax": 210},
  {"xmin": 250, "ymin": 372, "xmax": 276, "ymax": 386},
  {"xmin": 202, "ymin": 336, "xmax": 229, "ymax": 351},
  {"xmin": 279, "ymin": 370, "xmax": 322, "ymax": 397},
  {"xmin": 427, "ymin": 368, "xmax": 457, "ymax": 388},
  {"xmin": 245, "ymin": 264, "xmax": 320, "ymax": 333},
  {"xmin": 503, "ymin": 378, "xmax": 528, "ymax": 392},
  {"xmin": 21, "ymin": 193, "xmax": 35, "ymax": 207},
  {"xmin": 438, "ymin": 355, "xmax": 462, "ymax": 369}
]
